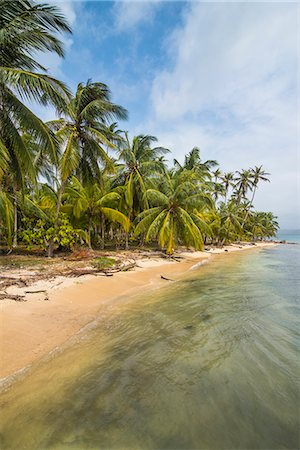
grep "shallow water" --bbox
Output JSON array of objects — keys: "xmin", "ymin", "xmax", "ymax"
[{"xmin": 0, "ymin": 245, "xmax": 299, "ymax": 449}]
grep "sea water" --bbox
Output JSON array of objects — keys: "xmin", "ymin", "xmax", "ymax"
[{"xmin": 0, "ymin": 244, "xmax": 299, "ymax": 449}]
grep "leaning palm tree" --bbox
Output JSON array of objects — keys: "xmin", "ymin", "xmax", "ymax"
[
  {"xmin": 0, "ymin": 0, "xmax": 71, "ymax": 181},
  {"xmin": 0, "ymin": 0, "xmax": 72, "ymax": 247},
  {"xmin": 46, "ymin": 80, "xmax": 128, "ymax": 256},
  {"xmin": 135, "ymin": 172, "xmax": 212, "ymax": 255}
]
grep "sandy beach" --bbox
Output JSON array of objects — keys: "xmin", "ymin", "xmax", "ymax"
[{"xmin": 0, "ymin": 242, "xmax": 276, "ymax": 384}]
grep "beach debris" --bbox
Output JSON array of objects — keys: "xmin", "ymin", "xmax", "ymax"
[
  {"xmin": 160, "ymin": 275, "xmax": 174, "ymax": 281},
  {"xmin": 25, "ymin": 290, "xmax": 47, "ymax": 294},
  {"xmin": 0, "ymin": 293, "xmax": 27, "ymax": 302}
]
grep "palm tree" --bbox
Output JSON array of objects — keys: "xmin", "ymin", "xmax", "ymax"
[
  {"xmin": 114, "ymin": 133, "xmax": 169, "ymax": 248},
  {"xmin": 174, "ymin": 147, "xmax": 218, "ymax": 180},
  {"xmin": 135, "ymin": 172, "xmax": 212, "ymax": 254},
  {"xmin": 234, "ymin": 169, "xmax": 253, "ymax": 204},
  {"xmin": 219, "ymin": 201, "xmax": 243, "ymax": 244},
  {"xmin": 63, "ymin": 176, "xmax": 130, "ymax": 249},
  {"xmin": 221, "ymin": 172, "xmax": 235, "ymax": 204},
  {"xmin": 0, "ymin": 0, "xmax": 72, "ymax": 247},
  {"xmin": 240, "ymin": 166, "xmax": 270, "ymax": 228},
  {"xmin": 0, "ymin": 190, "xmax": 13, "ymax": 247},
  {"xmin": 250, "ymin": 211, "xmax": 279, "ymax": 240},
  {"xmin": 46, "ymin": 80, "xmax": 128, "ymax": 256}
]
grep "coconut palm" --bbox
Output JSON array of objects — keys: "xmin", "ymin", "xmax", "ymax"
[
  {"xmin": 250, "ymin": 211, "xmax": 279, "ymax": 240},
  {"xmin": 240, "ymin": 166, "xmax": 270, "ymax": 228},
  {"xmin": 234, "ymin": 169, "xmax": 253, "ymax": 204},
  {"xmin": 174, "ymin": 147, "xmax": 218, "ymax": 179},
  {"xmin": 114, "ymin": 133, "xmax": 169, "ymax": 247},
  {"xmin": 0, "ymin": 190, "xmax": 13, "ymax": 246},
  {"xmin": 219, "ymin": 201, "xmax": 243, "ymax": 244},
  {"xmin": 63, "ymin": 176, "xmax": 130, "ymax": 249},
  {"xmin": 0, "ymin": 0, "xmax": 71, "ymax": 181},
  {"xmin": 46, "ymin": 80, "xmax": 128, "ymax": 255},
  {"xmin": 0, "ymin": 0, "xmax": 72, "ymax": 247},
  {"xmin": 221, "ymin": 172, "xmax": 235, "ymax": 204},
  {"xmin": 135, "ymin": 172, "xmax": 212, "ymax": 254}
]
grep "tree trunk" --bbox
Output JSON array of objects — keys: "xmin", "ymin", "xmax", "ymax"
[
  {"xmin": 100, "ymin": 216, "xmax": 105, "ymax": 250},
  {"xmin": 125, "ymin": 210, "xmax": 131, "ymax": 250},
  {"xmin": 242, "ymin": 186, "xmax": 257, "ymax": 229},
  {"xmin": 47, "ymin": 179, "xmax": 67, "ymax": 257},
  {"xmin": 12, "ymin": 193, "xmax": 18, "ymax": 249},
  {"xmin": 88, "ymin": 219, "xmax": 92, "ymax": 250}
]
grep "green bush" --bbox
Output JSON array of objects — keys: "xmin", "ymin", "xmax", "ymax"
[{"xmin": 19, "ymin": 215, "xmax": 84, "ymax": 253}]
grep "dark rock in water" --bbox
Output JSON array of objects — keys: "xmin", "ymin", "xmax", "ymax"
[{"xmin": 184, "ymin": 324, "xmax": 194, "ymax": 330}]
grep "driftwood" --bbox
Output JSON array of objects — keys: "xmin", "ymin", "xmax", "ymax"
[
  {"xmin": 0, "ymin": 260, "xmax": 138, "ymax": 301},
  {"xmin": 0, "ymin": 277, "xmax": 28, "ymax": 289},
  {"xmin": 0, "ymin": 293, "xmax": 26, "ymax": 302},
  {"xmin": 160, "ymin": 275, "xmax": 174, "ymax": 281},
  {"xmin": 25, "ymin": 290, "xmax": 47, "ymax": 294}
]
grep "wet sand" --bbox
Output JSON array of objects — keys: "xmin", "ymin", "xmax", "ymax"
[{"xmin": 0, "ymin": 243, "xmax": 275, "ymax": 382}]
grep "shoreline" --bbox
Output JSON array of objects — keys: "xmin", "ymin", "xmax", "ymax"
[{"xmin": 0, "ymin": 242, "xmax": 276, "ymax": 386}]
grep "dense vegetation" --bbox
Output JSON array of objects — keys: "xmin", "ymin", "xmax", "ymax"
[{"xmin": 0, "ymin": 0, "xmax": 279, "ymax": 256}]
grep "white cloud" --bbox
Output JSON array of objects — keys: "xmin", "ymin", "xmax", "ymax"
[
  {"xmin": 113, "ymin": 1, "xmax": 160, "ymax": 32},
  {"xmin": 144, "ymin": 2, "xmax": 299, "ymax": 228}
]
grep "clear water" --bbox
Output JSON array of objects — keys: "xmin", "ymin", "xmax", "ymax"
[
  {"xmin": 0, "ymin": 245, "xmax": 299, "ymax": 450},
  {"xmin": 277, "ymin": 229, "xmax": 300, "ymax": 244}
]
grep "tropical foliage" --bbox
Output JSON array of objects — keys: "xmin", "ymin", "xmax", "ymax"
[{"xmin": 0, "ymin": 0, "xmax": 279, "ymax": 256}]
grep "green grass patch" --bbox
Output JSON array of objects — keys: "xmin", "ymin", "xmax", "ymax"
[{"xmin": 92, "ymin": 257, "xmax": 117, "ymax": 270}]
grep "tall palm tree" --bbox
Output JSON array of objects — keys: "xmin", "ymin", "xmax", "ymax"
[
  {"xmin": 234, "ymin": 169, "xmax": 253, "ymax": 204},
  {"xmin": 221, "ymin": 172, "xmax": 235, "ymax": 204},
  {"xmin": 46, "ymin": 80, "xmax": 128, "ymax": 256},
  {"xmin": 135, "ymin": 172, "xmax": 212, "ymax": 254},
  {"xmin": 114, "ymin": 133, "xmax": 169, "ymax": 248},
  {"xmin": 241, "ymin": 166, "xmax": 270, "ymax": 228},
  {"xmin": 0, "ymin": 0, "xmax": 72, "ymax": 247}
]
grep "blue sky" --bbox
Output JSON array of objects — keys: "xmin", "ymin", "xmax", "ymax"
[{"xmin": 39, "ymin": 1, "xmax": 299, "ymax": 229}]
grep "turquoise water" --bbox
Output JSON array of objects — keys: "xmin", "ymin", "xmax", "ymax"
[
  {"xmin": 0, "ymin": 245, "xmax": 299, "ymax": 449},
  {"xmin": 277, "ymin": 229, "xmax": 300, "ymax": 243}
]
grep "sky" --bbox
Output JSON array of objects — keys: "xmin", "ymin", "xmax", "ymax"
[{"xmin": 35, "ymin": 0, "xmax": 299, "ymax": 229}]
